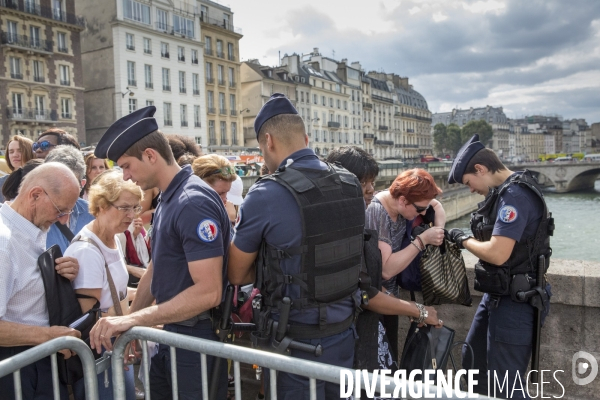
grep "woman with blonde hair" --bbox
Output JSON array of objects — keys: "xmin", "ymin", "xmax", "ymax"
[
  {"xmin": 81, "ymin": 153, "xmax": 110, "ymax": 199},
  {"xmin": 65, "ymin": 169, "xmax": 142, "ymax": 400},
  {"xmin": 192, "ymin": 154, "xmax": 237, "ymax": 204},
  {"xmin": 0, "ymin": 135, "xmax": 35, "ymax": 202}
]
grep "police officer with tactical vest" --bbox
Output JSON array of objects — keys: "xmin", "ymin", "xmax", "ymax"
[
  {"xmin": 446, "ymin": 135, "xmax": 553, "ymax": 399},
  {"xmin": 228, "ymin": 94, "xmax": 442, "ymax": 399}
]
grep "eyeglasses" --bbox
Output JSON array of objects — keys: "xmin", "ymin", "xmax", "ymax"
[
  {"xmin": 206, "ymin": 166, "xmax": 235, "ymax": 178},
  {"xmin": 412, "ymin": 203, "xmax": 430, "ymax": 213},
  {"xmin": 360, "ymin": 180, "xmax": 375, "ymax": 189},
  {"xmin": 111, "ymin": 204, "xmax": 143, "ymax": 215},
  {"xmin": 42, "ymin": 188, "xmax": 73, "ymax": 218},
  {"xmin": 33, "ymin": 141, "xmax": 57, "ymax": 152}
]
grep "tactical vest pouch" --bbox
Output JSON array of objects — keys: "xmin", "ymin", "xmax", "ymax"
[
  {"xmin": 473, "ymin": 262, "xmax": 511, "ymax": 296},
  {"xmin": 314, "ymin": 234, "xmax": 362, "ymax": 303}
]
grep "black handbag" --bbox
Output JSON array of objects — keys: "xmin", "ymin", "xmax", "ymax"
[
  {"xmin": 37, "ymin": 245, "xmax": 100, "ymax": 385},
  {"xmin": 399, "ymin": 322, "xmax": 455, "ymax": 378}
]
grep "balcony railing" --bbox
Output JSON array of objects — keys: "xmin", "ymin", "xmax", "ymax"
[
  {"xmin": 57, "ymin": 45, "xmax": 68, "ymax": 53},
  {"xmin": 230, "ymin": 110, "xmax": 237, "ymax": 116},
  {"xmin": 206, "ymin": 77, "xmax": 214, "ymax": 84},
  {"xmin": 61, "ymin": 112, "xmax": 72, "ymax": 119},
  {"xmin": 179, "ymin": 87, "xmax": 186, "ymax": 94},
  {"xmin": 209, "ymin": 137, "xmax": 217, "ymax": 146},
  {"xmin": 7, "ymin": 107, "xmax": 58, "ymax": 122},
  {"xmin": 144, "ymin": 48, "xmax": 151, "ymax": 54},
  {"xmin": 128, "ymin": 79, "xmax": 137, "ymax": 87},
  {"xmin": 1, "ymin": 0, "xmax": 85, "ymax": 27},
  {"xmin": 218, "ymin": 79, "xmax": 225, "ymax": 86},
  {"xmin": 379, "ymin": 125, "xmax": 388, "ymax": 131},
  {"xmin": 208, "ymin": 107, "xmax": 216, "ymax": 114},
  {"xmin": 328, "ymin": 121, "xmax": 340, "ymax": 129},
  {"xmin": 10, "ymin": 72, "xmax": 23, "ymax": 79},
  {"xmin": 193, "ymin": 89, "xmax": 200, "ymax": 95},
  {"xmin": 161, "ymin": 51, "xmax": 169, "ymax": 59},
  {"xmin": 220, "ymin": 139, "xmax": 228, "ymax": 146},
  {"xmin": 1, "ymin": 32, "xmax": 53, "ymax": 54},
  {"xmin": 372, "ymin": 94, "xmax": 394, "ymax": 104},
  {"xmin": 199, "ymin": 14, "xmax": 243, "ymax": 34},
  {"xmin": 363, "ymin": 133, "xmax": 375, "ymax": 139},
  {"xmin": 145, "ymin": 82, "xmax": 153, "ymax": 89},
  {"xmin": 205, "ymin": 48, "xmax": 213, "ymax": 56},
  {"xmin": 191, "ymin": 58, "xmax": 198, "ymax": 65},
  {"xmin": 195, "ymin": 121, "xmax": 201, "ymax": 128},
  {"xmin": 164, "ymin": 119, "xmax": 172, "ymax": 126},
  {"xmin": 375, "ymin": 140, "xmax": 393, "ymax": 146},
  {"xmin": 181, "ymin": 121, "xmax": 188, "ymax": 127},
  {"xmin": 162, "ymin": 85, "xmax": 171, "ymax": 91},
  {"xmin": 228, "ymin": 54, "xmax": 235, "ymax": 61},
  {"xmin": 34, "ymin": 76, "xmax": 45, "ymax": 83},
  {"xmin": 216, "ymin": 51, "xmax": 224, "ymax": 58},
  {"xmin": 394, "ymin": 112, "xmax": 401, "ymax": 117},
  {"xmin": 407, "ymin": 128, "xmax": 414, "ymax": 133},
  {"xmin": 362, "ymin": 102, "xmax": 373, "ymax": 109},
  {"xmin": 229, "ymin": 80, "xmax": 236, "ymax": 88},
  {"xmin": 178, "ymin": 55, "xmax": 185, "ymax": 62},
  {"xmin": 60, "ymin": 79, "xmax": 70, "ymax": 86},
  {"xmin": 219, "ymin": 108, "xmax": 227, "ymax": 115},
  {"xmin": 126, "ymin": 44, "xmax": 134, "ymax": 51}
]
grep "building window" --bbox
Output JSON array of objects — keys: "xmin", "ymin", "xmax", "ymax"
[
  {"xmin": 205, "ymin": 36, "xmax": 212, "ymax": 55},
  {"xmin": 57, "ymin": 32, "xmax": 68, "ymax": 52},
  {"xmin": 228, "ymin": 67, "xmax": 235, "ymax": 87},
  {"xmin": 161, "ymin": 42, "xmax": 169, "ymax": 58},
  {"xmin": 146, "ymin": 100, "xmax": 154, "ymax": 107},
  {"xmin": 227, "ymin": 42, "xmax": 234, "ymax": 61},
  {"xmin": 163, "ymin": 102, "xmax": 172, "ymax": 126},
  {"xmin": 209, "ymin": 121, "xmax": 216, "ymax": 145},
  {"xmin": 231, "ymin": 122, "xmax": 237, "ymax": 145},
  {"xmin": 129, "ymin": 98, "xmax": 137, "ymax": 114},
  {"xmin": 178, "ymin": 46, "xmax": 185, "ymax": 62},
  {"xmin": 162, "ymin": 68, "xmax": 170, "ymax": 91},
  {"xmin": 11, "ymin": 93, "xmax": 23, "ymax": 115},
  {"xmin": 220, "ymin": 121, "xmax": 227, "ymax": 145},
  {"xmin": 194, "ymin": 105, "xmax": 201, "ymax": 127},
  {"xmin": 33, "ymin": 60, "xmax": 44, "ymax": 82},
  {"xmin": 216, "ymin": 40, "xmax": 223, "ymax": 58},
  {"xmin": 143, "ymin": 37, "xmax": 151, "ymax": 54},
  {"xmin": 192, "ymin": 73, "xmax": 199, "ymax": 95},
  {"xmin": 173, "ymin": 14, "xmax": 194, "ymax": 38},
  {"xmin": 30, "ymin": 26, "xmax": 41, "ymax": 48},
  {"xmin": 180, "ymin": 104, "xmax": 187, "ymax": 127},
  {"xmin": 123, "ymin": 0, "xmax": 150, "ymax": 24},
  {"xmin": 191, "ymin": 49, "xmax": 198, "ymax": 65},
  {"xmin": 230, "ymin": 94, "xmax": 236, "ymax": 114},
  {"xmin": 195, "ymin": 136, "xmax": 202, "ymax": 145},
  {"xmin": 219, "ymin": 92, "xmax": 226, "ymax": 114},
  {"xmin": 179, "ymin": 71, "xmax": 186, "ymax": 93},
  {"xmin": 61, "ymin": 98, "xmax": 72, "ymax": 119},
  {"xmin": 34, "ymin": 95, "xmax": 45, "ymax": 118},
  {"xmin": 337, "ymin": 99, "xmax": 341, "ymax": 109},
  {"xmin": 7, "ymin": 20, "xmax": 18, "ymax": 42},
  {"xmin": 144, "ymin": 64, "xmax": 153, "ymax": 89},
  {"xmin": 207, "ymin": 91, "xmax": 214, "ymax": 113},
  {"xmin": 218, "ymin": 65, "xmax": 224, "ymax": 85},
  {"xmin": 313, "ymin": 94, "xmax": 317, "ymax": 104},
  {"xmin": 126, "ymin": 33, "xmax": 135, "ymax": 50},
  {"xmin": 329, "ymin": 98, "xmax": 333, "ymax": 108},
  {"xmin": 200, "ymin": 5, "xmax": 208, "ymax": 19},
  {"xmin": 321, "ymin": 96, "xmax": 326, "ymax": 106},
  {"xmin": 59, "ymin": 65, "xmax": 70, "ymax": 85},
  {"xmin": 156, "ymin": 8, "xmax": 168, "ymax": 31},
  {"xmin": 127, "ymin": 61, "xmax": 136, "ymax": 86},
  {"xmin": 206, "ymin": 62, "xmax": 213, "ymax": 83}
]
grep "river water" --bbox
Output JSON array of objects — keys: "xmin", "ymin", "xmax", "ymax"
[{"xmin": 446, "ymin": 180, "xmax": 600, "ymax": 262}]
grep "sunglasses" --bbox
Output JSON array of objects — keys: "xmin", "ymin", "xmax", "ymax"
[
  {"xmin": 412, "ymin": 203, "xmax": 430, "ymax": 213},
  {"xmin": 33, "ymin": 140, "xmax": 56, "ymax": 152},
  {"xmin": 206, "ymin": 166, "xmax": 234, "ymax": 177}
]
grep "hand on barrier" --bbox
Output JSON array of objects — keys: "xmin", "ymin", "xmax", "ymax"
[
  {"xmin": 89, "ymin": 315, "xmax": 135, "ymax": 354},
  {"xmin": 419, "ymin": 226, "xmax": 445, "ymax": 247},
  {"xmin": 48, "ymin": 325, "xmax": 81, "ymax": 359},
  {"xmin": 445, "ymin": 228, "xmax": 470, "ymax": 249},
  {"xmin": 55, "ymin": 256, "xmax": 80, "ymax": 281}
]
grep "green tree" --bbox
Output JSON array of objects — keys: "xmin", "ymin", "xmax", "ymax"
[
  {"xmin": 433, "ymin": 123, "xmax": 448, "ymax": 155},
  {"xmin": 461, "ymin": 120, "xmax": 494, "ymax": 147},
  {"xmin": 446, "ymin": 123, "xmax": 463, "ymax": 155}
]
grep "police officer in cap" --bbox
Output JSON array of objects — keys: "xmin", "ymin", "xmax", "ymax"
[
  {"xmin": 229, "ymin": 94, "xmax": 442, "ymax": 399},
  {"xmin": 88, "ymin": 106, "xmax": 230, "ymax": 399},
  {"xmin": 446, "ymin": 135, "xmax": 552, "ymax": 399}
]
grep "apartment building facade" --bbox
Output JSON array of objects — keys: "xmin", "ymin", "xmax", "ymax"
[
  {"xmin": 0, "ymin": 0, "xmax": 85, "ymax": 147},
  {"xmin": 79, "ymin": 0, "xmax": 207, "ymax": 147},
  {"xmin": 199, "ymin": 0, "xmax": 243, "ymax": 153}
]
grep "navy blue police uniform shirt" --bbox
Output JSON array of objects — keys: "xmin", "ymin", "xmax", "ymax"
[
  {"xmin": 233, "ymin": 148, "xmax": 356, "ymax": 325},
  {"xmin": 492, "ymin": 172, "xmax": 543, "ymax": 243},
  {"xmin": 151, "ymin": 165, "xmax": 231, "ymax": 304}
]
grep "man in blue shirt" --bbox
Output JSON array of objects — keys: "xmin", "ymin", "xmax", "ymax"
[
  {"xmin": 446, "ymin": 135, "xmax": 552, "ymax": 399},
  {"xmin": 44, "ymin": 145, "xmax": 95, "ymax": 252},
  {"xmin": 88, "ymin": 106, "xmax": 230, "ymax": 399}
]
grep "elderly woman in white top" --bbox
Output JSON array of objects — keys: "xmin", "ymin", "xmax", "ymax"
[{"xmin": 65, "ymin": 169, "xmax": 141, "ymax": 400}]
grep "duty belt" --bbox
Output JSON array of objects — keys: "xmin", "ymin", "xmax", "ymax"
[{"xmin": 174, "ymin": 311, "xmax": 211, "ymax": 327}]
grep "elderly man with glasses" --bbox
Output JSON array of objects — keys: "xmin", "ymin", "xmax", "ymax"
[{"xmin": 0, "ymin": 162, "xmax": 82, "ymax": 400}]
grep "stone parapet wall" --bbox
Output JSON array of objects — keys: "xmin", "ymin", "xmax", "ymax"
[{"xmin": 396, "ymin": 253, "xmax": 600, "ymax": 399}]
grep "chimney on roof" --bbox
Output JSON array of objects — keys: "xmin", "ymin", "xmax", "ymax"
[
  {"xmin": 313, "ymin": 47, "xmax": 320, "ymax": 55},
  {"xmin": 247, "ymin": 59, "xmax": 260, "ymax": 65},
  {"xmin": 311, "ymin": 62, "xmax": 320, "ymax": 72}
]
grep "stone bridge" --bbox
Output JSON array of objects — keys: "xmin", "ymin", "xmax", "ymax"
[{"xmin": 518, "ymin": 161, "xmax": 600, "ymax": 193}]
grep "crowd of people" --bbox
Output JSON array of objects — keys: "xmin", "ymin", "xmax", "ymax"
[{"xmin": 0, "ymin": 94, "xmax": 552, "ymax": 400}]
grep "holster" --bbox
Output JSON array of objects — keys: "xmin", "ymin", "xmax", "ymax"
[{"xmin": 473, "ymin": 262, "xmax": 511, "ymax": 296}]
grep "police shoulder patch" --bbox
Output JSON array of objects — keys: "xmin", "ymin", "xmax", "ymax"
[
  {"xmin": 498, "ymin": 205, "xmax": 518, "ymax": 224},
  {"xmin": 197, "ymin": 219, "xmax": 219, "ymax": 242}
]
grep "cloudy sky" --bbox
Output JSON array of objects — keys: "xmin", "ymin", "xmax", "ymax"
[{"xmin": 224, "ymin": 0, "xmax": 600, "ymax": 124}]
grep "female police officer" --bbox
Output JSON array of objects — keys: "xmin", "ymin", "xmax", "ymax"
[{"xmin": 446, "ymin": 135, "xmax": 552, "ymax": 399}]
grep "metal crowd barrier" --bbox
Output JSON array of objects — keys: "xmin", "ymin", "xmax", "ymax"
[
  {"xmin": 112, "ymin": 326, "xmax": 500, "ymax": 400},
  {"xmin": 0, "ymin": 336, "xmax": 99, "ymax": 400}
]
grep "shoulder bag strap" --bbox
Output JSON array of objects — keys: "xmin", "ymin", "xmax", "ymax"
[
  {"xmin": 56, "ymin": 222, "xmax": 75, "ymax": 242},
  {"xmin": 74, "ymin": 234, "xmax": 124, "ymax": 316}
]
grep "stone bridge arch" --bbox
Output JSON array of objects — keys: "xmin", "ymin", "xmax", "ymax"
[{"xmin": 521, "ymin": 162, "xmax": 600, "ymax": 193}]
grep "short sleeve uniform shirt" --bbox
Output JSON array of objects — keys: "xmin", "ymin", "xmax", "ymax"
[
  {"xmin": 233, "ymin": 148, "xmax": 356, "ymax": 325},
  {"xmin": 150, "ymin": 165, "xmax": 231, "ymax": 304}
]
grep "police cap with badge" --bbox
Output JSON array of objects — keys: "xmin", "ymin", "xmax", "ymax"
[
  {"xmin": 254, "ymin": 93, "xmax": 298, "ymax": 139},
  {"xmin": 448, "ymin": 134, "xmax": 485, "ymax": 185},
  {"xmin": 95, "ymin": 106, "xmax": 158, "ymax": 162}
]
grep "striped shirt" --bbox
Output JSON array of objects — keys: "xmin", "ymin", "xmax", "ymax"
[{"xmin": 0, "ymin": 204, "xmax": 50, "ymax": 326}]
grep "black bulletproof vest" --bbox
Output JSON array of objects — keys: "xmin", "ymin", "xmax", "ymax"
[
  {"xmin": 256, "ymin": 163, "xmax": 365, "ymax": 331},
  {"xmin": 470, "ymin": 170, "xmax": 552, "ymax": 275}
]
